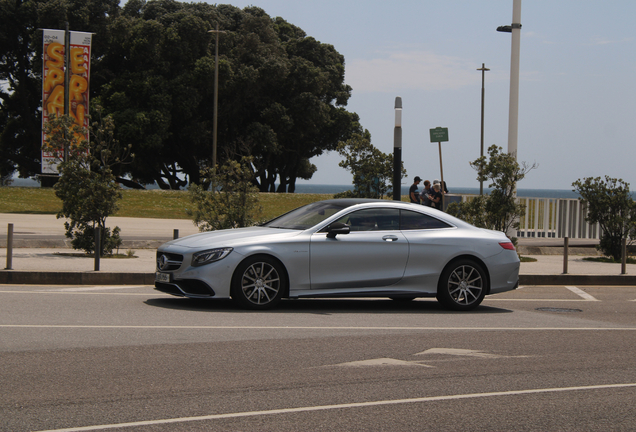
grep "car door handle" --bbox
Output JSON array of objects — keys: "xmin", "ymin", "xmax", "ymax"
[{"xmin": 382, "ymin": 235, "xmax": 399, "ymax": 242}]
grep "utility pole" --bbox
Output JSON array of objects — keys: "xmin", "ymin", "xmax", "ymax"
[{"xmin": 63, "ymin": 22, "xmax": 70, "ymax": 163}]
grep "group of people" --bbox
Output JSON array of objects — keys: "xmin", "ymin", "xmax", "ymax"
[{"xmin": 409, "ymin": 176, "xmax": 448, "ymax": 209}]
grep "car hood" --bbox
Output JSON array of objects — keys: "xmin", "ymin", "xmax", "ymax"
[{"xmin": 161, "ymin": 226, "xmax": 302, "ymax": 249}]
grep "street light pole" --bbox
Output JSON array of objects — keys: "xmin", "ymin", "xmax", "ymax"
[
  {"xmin": 508, "ymin": 0, "xmax": 522, "ymax": 159},
  {"xmin": 393, "ymin": 97, "xmax": 402, "ymax": 201},
  {"xmin": 477, "ymin": 63, "xmax": 489, "ymax": 195},
  {"xmin": 498, "ymin": 0, "xmax": 522, "ymax": 239},
  {"xmin": 497, "ymin": 0, "xmax": 522, "ymax": 159},
  {"xmin": 208, "ymin": 23, "xmax": 226, "ymax": 170}
]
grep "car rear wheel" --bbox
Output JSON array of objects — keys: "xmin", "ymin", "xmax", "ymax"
[
  {"xmin": 437, "ymin": 259, "xmax": 487, "ymax": 311},
  {"xmin": 231, "ymin": 256, "xmax": 286, "ymax": 310}
]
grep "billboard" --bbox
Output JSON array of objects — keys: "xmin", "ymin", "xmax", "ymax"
[{"xmin": 41, "ymin": 29, "xmax": 92, "ymax": 174}]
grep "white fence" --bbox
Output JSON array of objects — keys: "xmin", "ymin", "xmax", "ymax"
[
  {"xmin": 515, "ymin": 197, "xmax": 600, "ymax": 239},
  {"xmin": 448, "ymin": 195, "xmax": 600, "ymax": 240}
]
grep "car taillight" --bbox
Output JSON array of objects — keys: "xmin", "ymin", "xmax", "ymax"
[{"xmin": 499, "ymin": 242, "xmax": 515, "ymax": 251}]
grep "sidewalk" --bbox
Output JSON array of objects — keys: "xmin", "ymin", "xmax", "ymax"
[{"xmin": 1, "ymin": 214, "xmax": 635, "ymax": 286}]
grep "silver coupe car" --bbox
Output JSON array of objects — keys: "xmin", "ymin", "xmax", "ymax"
[{"xmin": 155, "ymin": 199, "xmax": 519, "ymax": 311}]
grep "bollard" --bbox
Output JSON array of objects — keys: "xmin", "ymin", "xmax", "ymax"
[
  {"xmin": 5, "ymin": 223, "xmax": 13, "ymax": 270},
  {"xmin": 562, "ymin": 237, "xmax": 569, "ymax": 274},
  {"xmin": 173, "ymin": 229, "xmax": 179, "ymax": 240},
  {"xmin": 622, "ymin": 238, "xmax": 627, "ymax": 275},
  {"xmin": 94, "ymin": 226, "xmax": 101, "ymax": 271}
]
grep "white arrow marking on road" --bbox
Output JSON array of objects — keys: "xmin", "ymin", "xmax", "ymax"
[
  {"xmin": 330, "ymin": 358, "xmax": 433, "ymax": 368},
  {"xmin": 415, "ymin": 348, "xmax": 504, "ymax": 358}
]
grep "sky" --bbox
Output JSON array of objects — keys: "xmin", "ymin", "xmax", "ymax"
[{"xmin": 210, "ymin": 0, "xmax": 636, "ymax": 190}]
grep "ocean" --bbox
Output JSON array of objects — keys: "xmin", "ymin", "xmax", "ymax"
[
  {"xmin": 9, "ymin": 177, "xmax": 580, "ymax": 199},
  {"xmin": 294, "ymin": 184, "xmax": 581, "ymax": 199}
]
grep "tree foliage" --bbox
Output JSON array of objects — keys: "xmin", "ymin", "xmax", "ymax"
[
  {"xmin": 572, "ymin": 176, "xmax": 636, "ymax": 261},
  {"xmin": 333, "ymin": 131, "xmax": 405, "ymax": 199},
  {"xmin": 187, "ymin": 157, "xmax": 262, "ymax": 231},
  {"xmin": 44, "ymin": 111, "xmax": 131, "ymax": 255},
  {"xmin": 0, "ymin": 0, "xmax": 360, "ymax": 192},
  {"xmin": 447, "ymin": 145, "xmax": 536, "ymax": 235}
]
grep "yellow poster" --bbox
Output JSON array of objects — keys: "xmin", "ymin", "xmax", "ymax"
[{"xmin": 42, "ymin": 29, "xmax": 92, "ymax": 174}]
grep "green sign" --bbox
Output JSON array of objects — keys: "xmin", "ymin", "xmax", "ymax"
[{"xmin": 429, "ymin": 127, "xmax": 449, "ymax": 143}]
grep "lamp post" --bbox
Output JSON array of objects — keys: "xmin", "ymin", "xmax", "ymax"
[
  {"xmin": 477, "ymin": 63, "xmax": 489, "ymax": 195},
  {"xmin": 497, "ymin": 0, "xmax": 522, "ymax": 160},
  {"xmin": 498, "ymin": 0, "xmax": 522, "ymax": 239},
  {"xmin": 208, "ymin": 23, "xmax": 226, "ymax": 170},
  {"xmin": 393, "ymin": 97, "xmax": 402, "ymax": 201}
]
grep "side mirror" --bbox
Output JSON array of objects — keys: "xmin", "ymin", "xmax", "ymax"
[{"xmin": 326, "ymin": 222, "xmax": 350, "ymax": 239}]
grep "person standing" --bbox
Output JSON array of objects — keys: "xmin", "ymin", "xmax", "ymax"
[
  {"xmin": 409, "ymin": 176, "xmax": 422, "ymax": 203},
  {"xmin": 420, "ymin": 180, "xmax": 431, "ymax": 206},
  {"xmin": 428, "ymin": 183, "xmax": 443, "ymax": 209}
]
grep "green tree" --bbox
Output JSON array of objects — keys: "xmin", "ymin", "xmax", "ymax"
[
  {"xmin": 447, "ymin": 145, "xmax": 536, "ymax": 235},
  {"xmin": 1, "ymin": 1, "xmax": 360, "ymax": 190},
  {"xmin": 98, "ymin": 2, "xmax": 360, "ymax": 191},
  {"xmin": 187, "ymin": 157, "xmax": 262, "ymax": 231},
  {"xmin": 44, "ymin": 112, "xmax": 131, "ymax": 255},
  {"xmin": 572, "ymin": 176, "xmax": 636, "ymax": 261},
  {"xmin": 333, "ymin": 131, "xmax": 405, "ymax": 199}
]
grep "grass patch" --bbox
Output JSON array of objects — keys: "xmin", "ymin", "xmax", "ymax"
[
  {"xmin": 583, "ymin": 256, "xmax": 636, "ymax": 264},
  {"xmin": 519, "ymin": 256, "xmax": 537, "ymax": 262},
  {"xmin": 0, "ymin": 186, "xmax": 63, "ymax": 214},
  {"xmin": 0, "ymin": 186, "xmax": 342, "ymax": 220}
]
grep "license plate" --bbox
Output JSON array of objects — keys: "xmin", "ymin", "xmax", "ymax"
[{"xmin": 155, "ymin": 272, "xmax": 171, "ymax": 283}]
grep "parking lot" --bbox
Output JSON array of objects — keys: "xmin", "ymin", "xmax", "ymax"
[{"xmin": 1, "ymin": 283, "xmax": 635, "ymax": 431}]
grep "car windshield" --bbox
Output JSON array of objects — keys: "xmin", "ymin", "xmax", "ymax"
[{"xmin": 263, "ymin": 201, "xmax": 350, "ymax": 230}]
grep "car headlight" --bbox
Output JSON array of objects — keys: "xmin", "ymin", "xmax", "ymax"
[{"xmin": 191, "ymin": 248, "xmax": 233, "ymax": 267}]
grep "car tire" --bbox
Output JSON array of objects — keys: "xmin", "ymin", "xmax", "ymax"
[
  {"xmin": 436, "ymin": 259, "xmax": 487, "ymax": 311},
  {"xmin": 231, "ymin": 255, "xmax": 286, "ymax": 310}
]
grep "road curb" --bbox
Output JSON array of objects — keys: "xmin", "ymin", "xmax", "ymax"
[{"xmin": 1, "ymin": 271, "xmax": 635, "ymax": 286}]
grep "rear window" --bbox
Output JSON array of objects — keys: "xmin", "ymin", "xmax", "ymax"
[{"xmin": 400, "ymin": 210, "xmax": 451, "ymax": 230}]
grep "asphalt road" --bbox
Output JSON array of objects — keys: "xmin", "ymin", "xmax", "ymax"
[{"xmin": 1, "ymin": 284, "xmax": 636, "ymax": 431}]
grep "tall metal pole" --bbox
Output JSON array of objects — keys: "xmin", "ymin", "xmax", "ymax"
[
  {"xmin": 477, "ymin": 63, "xmax": 490, "ymax": 195},
  {"xmin": 508, "ymin": 0, "xmax": 522, "ymax": 159},
  {"xmin": 64, "ymin": 22, "xmax": 70, "ymax": 163},
  {"xmin": 208, "ymin": 23, "xmax": 225, "ymax": 170},
  {"xmin": 393, "ymin": 97, "xmax": 402, "ymax": 201}
]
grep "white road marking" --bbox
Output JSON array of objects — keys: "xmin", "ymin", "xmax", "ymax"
[
  {"xmin": 0, "ymin": 290, "xmax": 159, "ymax": 296},
  {"xmin": 34, "ymin": 383, "xmax": 636, "ymax": 432},
  {"xmin": 565, "ymin": 286, "xmax": 599, "ymax": 301},
  {"xmin": 2, "ymin": 324, "xmax": 636, "ymax": 331},
  {"xmin": 54, "ymin": 286, "xmax": 146, "ymax": 292},
  {"xmin": 330, "ymin": 358, "xmax": 433, "ymax": 367},
  {"xmin": 485, "ymin": 299, "xmax": 593, "ymax": 302},
  {"xmin": 415, "ymin": 348, "xmax": 503, "ymax": 358}
]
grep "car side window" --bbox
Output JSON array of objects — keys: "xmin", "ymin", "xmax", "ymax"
[
  {"xmin": 333, "ymin": 208, "xmax": 400, "ymax": 232},
  {"xmin": 400, "ymin": 210, "xmax": 451, "ymax": 230}
]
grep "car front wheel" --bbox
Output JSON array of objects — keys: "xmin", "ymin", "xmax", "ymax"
[
  {"xmin": 437, "ymin": 259, "xmax": 487, "ymax": 311},
  {"xmin": 231, "ymin": 256, "xmax": 286, "ymax": 310}
]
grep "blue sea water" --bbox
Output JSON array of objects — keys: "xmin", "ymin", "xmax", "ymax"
[
  {"xmin": 8, "ymin": 177, "xmax": 580, "ymax": 199},
  {"xmin": 293, "ymin": 183, "xmax": 580, "ymax": 199}
]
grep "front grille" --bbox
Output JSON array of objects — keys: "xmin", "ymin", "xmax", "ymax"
[{"xmin": 156, "ymin": 252, "xmax": 183, "ymax": 271}]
